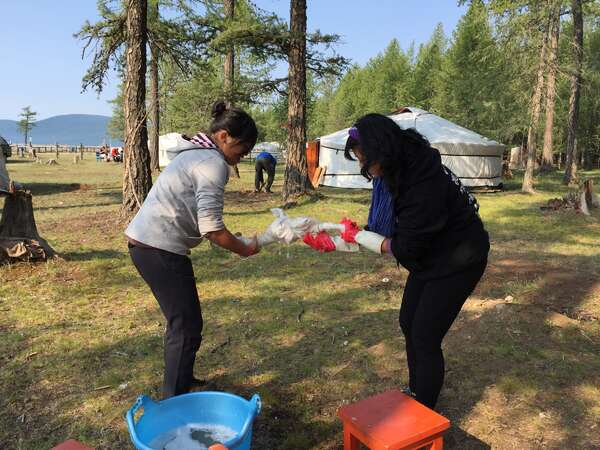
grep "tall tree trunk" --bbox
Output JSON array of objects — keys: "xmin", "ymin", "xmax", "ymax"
[
  {"xmin": 148, "ymin": 0, "xmax": 160, "ymax": 174},
  {"xmin": 522, "ymin": 12, "xmax": 549, "ymax": 193},
  {"xmin": 540, "ymin": 2, "xmax": 560, "ymax": 172},
  {"xmin": 223, "ymin": 0, "xmax": 240, "ymax": 179},
  {"xmin": 223, "ymin": 0, "xmax": 235, "ymax": 106},
  {"xmin": 149, "ymin": 42, "xmax": 160, "ymax": 174},
  {"xmin": 563, "ymin": 0, "xmax": 584, "ymax": 185},
  {"xmin": 283, "ymin": 0, "xmax": 309, "ymax": 200},
  {"xmin": 122, "ymin": 0, "xmax": 152, "ymax": 219}
]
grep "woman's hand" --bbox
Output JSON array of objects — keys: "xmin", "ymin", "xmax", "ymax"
[{"xmin": 354, "ymin": 230, "xmax": 388, "ymax": 254}]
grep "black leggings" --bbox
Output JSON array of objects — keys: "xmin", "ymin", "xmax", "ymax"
[
  {"xmin": 129, "ymin": 244, "xmax": 203, "ymax": 398},
  {"xmin": 255, "ymin": 158, "xmax": 276, "ymax": 192},
  {"xmin": 399, "ymin": 259, "xmax": 487, "ymax": 408}
]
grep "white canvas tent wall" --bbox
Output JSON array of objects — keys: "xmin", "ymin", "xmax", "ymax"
[
  {"xmin": 159, "ymin": 134, "xmax": 286, "ymax": 168},
  {"xmin": 0, "ymin": 137, "xmax": 10, "ymax": 193},
  {"xmin": 318, "ymin": 108, "xmax": 506, "ymax": 189},
  {"xmin": 158, "ymin": 133, "xmax": 177, "ymax": 167},
  {"xmin": 249, "ymin": 142, "xmax": 284, "ymax": 161},
  {"xmin": 158, "ymin": 133, "xmax": 202, "ymax": 167}
]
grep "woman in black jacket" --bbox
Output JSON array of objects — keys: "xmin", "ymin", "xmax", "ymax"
[{"xmin": 346, "ymin": 114, "xmax": 489, "ymax": 409}]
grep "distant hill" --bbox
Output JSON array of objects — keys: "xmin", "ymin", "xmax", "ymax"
[{"xmin": 0, "ymin": 114, "xmax": 122, "ymax": 146}]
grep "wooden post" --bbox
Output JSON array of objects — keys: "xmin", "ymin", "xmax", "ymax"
[
  {"xmin": 80, "ymin": 144, "xmax": 84, "ymax": 160},
  {"xmin": 55, "ymin": 143, "xmax": 59, "ymax": 160}
]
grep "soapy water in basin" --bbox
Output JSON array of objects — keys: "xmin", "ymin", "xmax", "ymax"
[{"xmin": 149, "ymin": 423, "xmax": 237, "ymax": 450}]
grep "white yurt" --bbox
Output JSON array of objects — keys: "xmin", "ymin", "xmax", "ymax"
[
  {"xmin": 317, "ymin": 107, "xmax": 506, "ymax": 189},
  {"xmin": 158, "ymin": 133, "xmax": 199, "ymax": 167},
  {"xmin": 249, "ymin": 142, "xmax": 283, "ymax": 161}
]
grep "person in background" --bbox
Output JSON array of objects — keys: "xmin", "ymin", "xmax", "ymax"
[
  {"xmin": 254, "ymin": 151, "xmax": 277, "ymax": 193},
  {"xmin": 345, "ymin": 114, "xmax": 489, "ymax": 409},
  {"xmin": 111, "ymin": 147, "xmax": 119, "ymax": 162},
  {"xmin": 125, "ymin": 101, "xmax": 261, "ymax": 398}
]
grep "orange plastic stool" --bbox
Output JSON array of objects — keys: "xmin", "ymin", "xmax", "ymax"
[
  {"xmin": 51, "ymin": 440, "xmax": 94, "ymax": 450},
  {"xmin": 337, "ymin": 390, "xmax": 450, "ymax": 450}
]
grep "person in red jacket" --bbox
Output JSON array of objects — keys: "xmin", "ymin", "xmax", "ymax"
[{"xmin": 345, "ymin": 113, "xmax": 489, "ymax": 409}]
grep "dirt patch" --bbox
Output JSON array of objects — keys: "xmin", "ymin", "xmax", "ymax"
[
  {"xmin": 483, "ymin": 257, "xmax": 599, "ymax": 309},
  {"xmin": 224, "ymin": 190, "xmax": 277, "ymax": 206},
  {"xmin": 44, "ymin": 211, "xmax": 119, "ymax": 236}
]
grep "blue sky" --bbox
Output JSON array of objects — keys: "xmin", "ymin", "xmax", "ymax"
[{"xmin": 0, "ymin": 1, "xmax": 466, "ymax": 120}]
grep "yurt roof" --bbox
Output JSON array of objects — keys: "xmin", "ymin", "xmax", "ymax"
[{"xmin": 319, "ymin": 107, "xmax": 505, "ymax": 156}]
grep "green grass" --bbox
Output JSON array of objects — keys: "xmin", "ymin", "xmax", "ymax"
[{"xmin": 1, "ymin": 155, "xmax": 599, "ymax": 449}]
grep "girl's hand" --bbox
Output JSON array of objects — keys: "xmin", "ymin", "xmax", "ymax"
[
  {"xmin": 239, "ymin": 236, "xmax": 260, "ymax": 257},
  {"xmin": 206, "ymin": 228, "xmax": 260, "ymax": 257}
]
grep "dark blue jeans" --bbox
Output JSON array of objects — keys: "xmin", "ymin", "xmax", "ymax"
[{"xmin": 129, "ymin": 244, "xmax": 203, "ymax": 398}]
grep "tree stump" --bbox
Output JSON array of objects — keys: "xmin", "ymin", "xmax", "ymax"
[
  {"xmin": 0, "ymin": 190, "xmax": 57, "ymax": 263},
  {"xmin": 541, "ymin": 178, "xmax": 599, "ymax": 216}
]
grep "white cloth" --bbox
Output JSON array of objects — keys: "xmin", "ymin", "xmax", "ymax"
[
  {"xmin": 258, "ymin": 208, "xmax": 344, "ymax": 245},
  {"xmin": 245, "ymin": 209, "xmax": 358, "ymax": 252}
]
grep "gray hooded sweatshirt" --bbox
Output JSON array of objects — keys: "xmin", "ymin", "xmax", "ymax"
[{"xmin": 125, "ymin": 134, "xmax": 229, "ymax": 255}]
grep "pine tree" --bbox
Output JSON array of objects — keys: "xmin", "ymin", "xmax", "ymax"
[
  {"xmin": 366, "ymin": 39, "xmax": 413, "ymax": 113},
  {"xmin": 17, "ymin": 106, "xmax": 37, "ymax": 146},
  {"xmin": 411, "ymin": 24, "xmax": 446, "ymax": 111},
  {"xmin": 432, "ymin": 1, "xmax": 503, "ymax": 137}
]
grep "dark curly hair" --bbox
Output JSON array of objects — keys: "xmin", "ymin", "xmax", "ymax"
[
  {"xmin": 209, "ymin": 100, "xmax": 258, "ymax": 149},
  {"xmin": 344, "ymin": 113, "xmax": 433, "ymax": 200}
]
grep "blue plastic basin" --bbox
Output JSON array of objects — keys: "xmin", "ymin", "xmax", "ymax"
[{"xmin": 125, "ymin": 391, "xmax": 261, "ymax": 450}]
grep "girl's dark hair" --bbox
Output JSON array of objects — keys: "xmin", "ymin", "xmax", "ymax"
[
  {"xmin": 344, "ymin": 113, "xmax": 433, "ymax": 199},
  {"xmin": 209, "ymin": 100, "xmax": 258, "ymax": 149}
]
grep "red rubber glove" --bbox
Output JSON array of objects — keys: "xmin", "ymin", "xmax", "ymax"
[
  {"xmin": 303, "ymin": 231, "xmax": 336, "ymax": 252},
  {"xmin": 340, "ymin": 217, "xmax": 361, "ymax": 243}
]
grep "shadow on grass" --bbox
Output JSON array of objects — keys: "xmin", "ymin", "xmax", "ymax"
[
  {"xmin": 22, "ymin": 182, "xmax": 86, "ymax": 196},
  {"xmin": 62, "ymin": 249, "xmax": 124, "ymax": 261},
  {"xmin": 2, "ymin": 244, "xmax": 598, "ymax": 449},
  {"xmin": 6, "ymin": 159, "xmax": 35, "ymax": 164}
]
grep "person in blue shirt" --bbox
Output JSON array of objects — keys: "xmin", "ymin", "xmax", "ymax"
[{"xmin": 254, "ymin": 151, "xmax": 277, "ymax": 193}]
